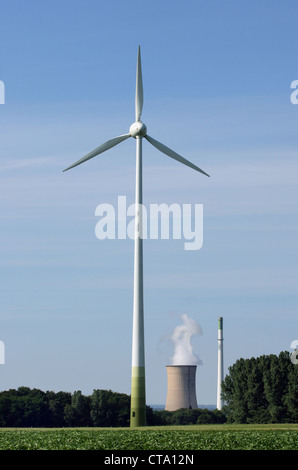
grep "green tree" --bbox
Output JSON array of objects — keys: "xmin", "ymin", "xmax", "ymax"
[
  {"xmin": 70, "ymin": 390, "xmax": 91, "ymax": 426},
  {"xmin": 0, "ymin": 393, "xmax": 11, "ymax": 426},
  {"xmin": 46, "ymin": 390, "xmax": 72, "ymax": 426},
  {"xmin": 221, "ymin": 358, "xmax": 250, "ymax": 423},
  {"xmin": 22, "ymin": 389, "xmax": 50, "ymax": 426},
  {"xmin": 285, "ymin": 361, "xmax": 298, "ymax": 422},
  {"xmin": 246, "ymin": 357, "xmax": 269, "ymax": 423},
  {"xmin": 63, "ymin": 403, "xmax": 78, "ymax": 426},
  {"xmin": 221, "ymin": 351, "xmax": 297, "ymax": 424},
  {"xmin": 90, "ymin": 390, "xmax": 109, "ymax": 427},
  {"xmin": 262, "ymin": 352, "xmax": 291, "ymax": 422},
  {"xmin": 90, "ymin": 390, "xmax": 130, "ymax": 427}
]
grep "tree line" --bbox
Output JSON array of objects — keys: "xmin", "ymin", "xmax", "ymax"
[
  {"xmin": 221, "ymin": 351, "xmax": 298, "ymax": 423},
  {"xmin": 0, "ymin": 387, "xmax": 225, "ymax": 427},
  {"xmin": 0, "ymin": 388, "xmax": 130, "ymax": 427},
  {"xmin": 0, "ymin": 351, "xmax": 297, "ymax": 426}
]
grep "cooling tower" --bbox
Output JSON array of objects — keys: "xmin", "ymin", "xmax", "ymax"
[{"xmin": 165, "ymin": 365, "xmax": 198, "ymax": 411}]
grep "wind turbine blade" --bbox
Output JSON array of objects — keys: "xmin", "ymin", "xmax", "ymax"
[
  {"xmin": 135, "ymin": 45, "xmax": 143, "ymax": 122},
  {"xmin": 145, "ymin": 135, "xmax": 210, "ymax": 177},
  {"xmin": 63, "ymin": 134, "xmax": 131, "ymax": 172}
]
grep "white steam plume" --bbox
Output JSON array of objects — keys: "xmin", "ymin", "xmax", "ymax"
[{"xmin": 170, "ymin": 314, "xmax": 202, "ymax": 365}]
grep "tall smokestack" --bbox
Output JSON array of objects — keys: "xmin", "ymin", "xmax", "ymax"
[
  {"xmin": 217, "ymin": 316, "xmax": 224, "ymax": 410},
  {"xmin": 165, "ymin": 365, "xmax": 198, "ymax": 411}
]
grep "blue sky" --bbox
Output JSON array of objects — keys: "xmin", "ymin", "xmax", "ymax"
[{"xmin": 0, "ymin": 0, "xmax": 297, "ymax": 406}]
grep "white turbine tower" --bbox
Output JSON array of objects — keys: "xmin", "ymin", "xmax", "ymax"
[{"xmin": 63, "ymin": 46, "xmax": 210, "ymax": 427}]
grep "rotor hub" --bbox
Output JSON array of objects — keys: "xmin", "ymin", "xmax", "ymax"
[{"xmin": 129, "ymin": 121, "xmax": 147, "ymax": 138}]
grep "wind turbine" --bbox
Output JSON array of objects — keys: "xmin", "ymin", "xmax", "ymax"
[{"xmin": 63, "ymin": 46, "xmax": 210, "ymax": 427}]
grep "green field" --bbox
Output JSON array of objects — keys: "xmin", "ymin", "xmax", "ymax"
[{"xmin": 0, "ymin": 424, "xmax": 298, "ymax": 450}]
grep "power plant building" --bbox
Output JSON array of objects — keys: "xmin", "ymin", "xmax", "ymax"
[{"xmin": 165, "ymin": 365, "xmax": 198, "ymax": 411}]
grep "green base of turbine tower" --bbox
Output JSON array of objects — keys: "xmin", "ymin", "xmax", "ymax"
[{"xmin": 130, "ymin": 366, "xmax": 146, "ymax": 427}]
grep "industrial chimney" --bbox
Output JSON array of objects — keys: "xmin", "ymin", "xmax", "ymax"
[
  {"xmin": 217, "ymin": 316, "xmax": 224, "ymax": 410},
  {"xmin": 165, "ymin": 365, "xmax": 198, "ymax": 411}
]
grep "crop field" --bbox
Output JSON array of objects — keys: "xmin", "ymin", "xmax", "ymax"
[{"xmin": 0, "ymin": 424, "xmax": 298, "ymax": 450}]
